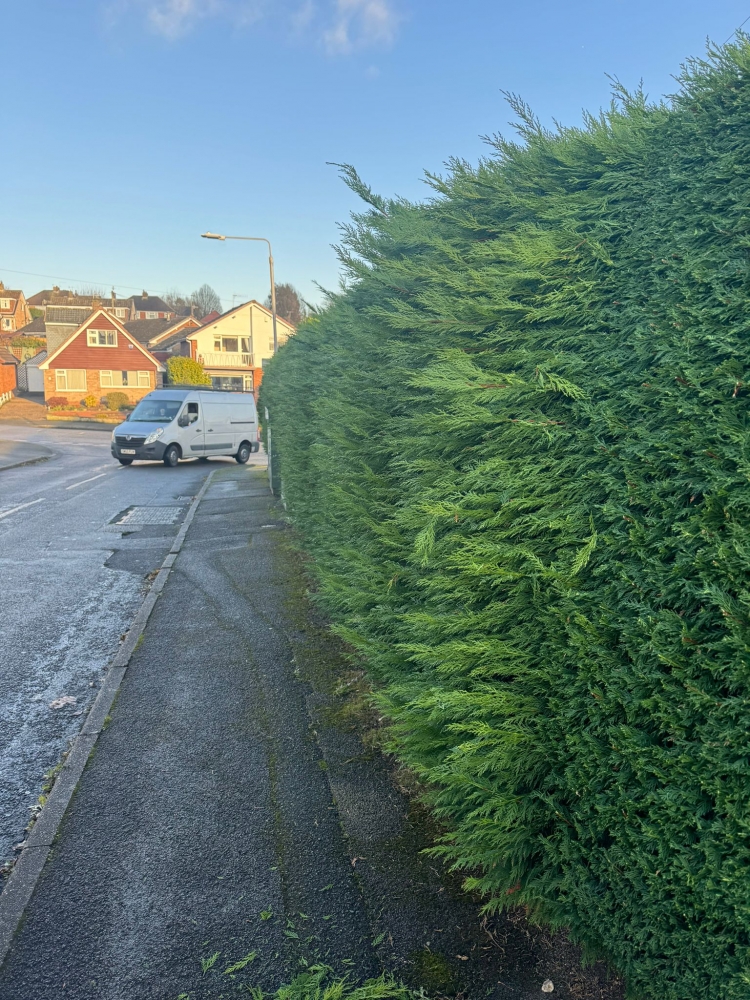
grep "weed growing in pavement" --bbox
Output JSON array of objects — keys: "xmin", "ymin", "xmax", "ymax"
[
  {"xmin": 245, "ymin": 964, "xmax": 423, "ymax": 1000},
  {"xmin": 201, "ymin": 951, "xmax": 220, "ymax": 973},
  {"xmin": 224, "ymin": 950, "xmax": 258, "ymax": 974},
  {"xmin": 260, "ymin": 910, "xmax": 273, "ymax": 920}
]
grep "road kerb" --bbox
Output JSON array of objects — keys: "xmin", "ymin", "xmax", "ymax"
[{"xmin": 0, "ymin": 468, "xmax": 217, "ymax": 968}]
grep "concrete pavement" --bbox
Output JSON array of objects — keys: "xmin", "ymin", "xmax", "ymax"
[{"xmin": 0, "ymin": 460, "xmax": 623, "ymax": 1000}]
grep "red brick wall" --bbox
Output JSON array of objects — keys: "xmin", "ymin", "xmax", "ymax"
[
  {"xmin": 43, "ymin": 368, "xmax": 154, "ymax": 403},
  {"xmin": 0, "ymin": 362, "xmax": 17, "ymax": 395}
]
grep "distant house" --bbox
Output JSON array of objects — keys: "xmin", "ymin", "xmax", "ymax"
[
  {"xmin": 17, "ymin": 350, "xmax": 47, "ymax": 393},
  {"xmin": 10, "ymin": 316, "xmax": 47, "ymax": 361},
  {"xmin": 0, "ymin": 345, "xmax": 18, "ymax": 405},
  {"xmin": 27, "ymin": 287, "xmax": 133, "ymax": 323},
  {"xmin": 38, "ymin": 309, "xmax": 164, "ymax": 403},
  {"xmin": 130, "ymin": 291, "xmax": 175, "ymax": 321},
  {"xmin": 0, "ymin": 284, "xmax": 32, "ymax": 333},
  {"xmin": 124, "ymin": 315, "xmax": 202, "ymax": 356},
  {"xmin": 185, "ymin": 300, "xmax": 295, "ymax": 392}
]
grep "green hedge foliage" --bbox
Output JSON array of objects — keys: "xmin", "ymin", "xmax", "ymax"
[
  {"xmin": 165, "ymin": 355, "xmax": 212, "ymax": 386},
  {"xmin": 260, "ymin": 42, "xmax": 750, "ymax": 999}
]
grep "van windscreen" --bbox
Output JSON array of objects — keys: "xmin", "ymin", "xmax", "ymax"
[{"xmin": 129, "ymin": 398, "xmax": 183, "ymax": 422}]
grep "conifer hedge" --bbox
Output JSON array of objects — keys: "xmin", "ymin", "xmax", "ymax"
[{"xmin": 260, "ymin": 42, "xmax": 750, "ymax": 999}]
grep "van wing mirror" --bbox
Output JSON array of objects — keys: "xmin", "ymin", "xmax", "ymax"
[{"xmin": 177, "ymin": 413, "xmax": 189, "ymax": 427}]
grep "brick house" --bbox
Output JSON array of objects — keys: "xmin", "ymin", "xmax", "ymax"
[
  {"xmin": 38, "ymin": 309, "xmax": 164, "ymax": 404},
  {"xmin": 0, "ymin": 284, "xmax": 32, "ymax": 333},
  {"xmin": 130, "ymin": 291, "xmax": 175, "ymax": 321}
]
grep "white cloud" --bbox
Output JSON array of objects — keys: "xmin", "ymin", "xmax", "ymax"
[
  {"xmin": 322, "ymin": 0, "xmax": 399, "ymax": 55},
  {"xmin": 146, "ymin": 0, "xmax": 215, "ymax": 39},
  {"xmin": 290, "ymin": 0, "xmax": 316, "ymax": 35},
  {"xmin": 106, "ymin": 0, "xmax": 399, "ymax": 51}
]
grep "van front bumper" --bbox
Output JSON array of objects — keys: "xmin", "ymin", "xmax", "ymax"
[{"xmin": 111, "ymin": 441, "xmax": 168, "ymax": 462}]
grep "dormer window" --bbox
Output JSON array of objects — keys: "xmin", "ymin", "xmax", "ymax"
[
  {"xmin": 88, "ymin": 328, "xmax": 117, "ymax": 347},
  {"xmin": 0, "ymin": 299, "xmax": 10, "ymax": 310}
]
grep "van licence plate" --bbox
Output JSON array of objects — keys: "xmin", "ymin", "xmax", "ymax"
[{"xmin": 121, "ymin": 448, "xmax": 136, "ymax": 455}]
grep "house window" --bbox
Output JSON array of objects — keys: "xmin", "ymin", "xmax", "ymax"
[
  {"xmin": 87, "ymin": 329, "xmax": 117, "ymax": 347},
  {"xmin": 1, "ymin": 318, "xmax": 10, "ymax": 329},
  {"xmin": 213, "ymin": 336, "xmax": 245, "ymax": 354},
  {"xmin": 101, "ymin": 370, "xmax": 147, "ymax": 387},
  {"xmin": 0, "ymin": 299, "xmax": 10, "ymax": 310},
  {"xmin": 56, "ymin": 369, "xmax": 87, "ymax": 391},
  {"xmin": 146, "ymin": 311, "xmax": 158, "ymax": 319}
]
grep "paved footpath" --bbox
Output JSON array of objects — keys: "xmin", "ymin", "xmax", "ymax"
[{"xmin": 0, "ymin": 464, "xmax": 623, "ymax": 1000}]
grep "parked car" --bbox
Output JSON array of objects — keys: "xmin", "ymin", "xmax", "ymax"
[{"xmin": 111, "ymin": 388, "xmax": 259, "ymax": 467}]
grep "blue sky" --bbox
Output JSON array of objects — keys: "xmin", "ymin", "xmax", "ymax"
[{"xmin": 3, "ymin": 0, "xmax": 748, "ymax": 310}]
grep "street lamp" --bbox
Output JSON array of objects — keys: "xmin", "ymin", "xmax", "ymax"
[{"xmin": 201, "ymin": 232, "xmax": 278, "ymax": 354}]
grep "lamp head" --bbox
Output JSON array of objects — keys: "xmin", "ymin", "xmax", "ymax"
[{"xmin": 201, "ymin": 232, "xmax": 225, "ymax": 240}]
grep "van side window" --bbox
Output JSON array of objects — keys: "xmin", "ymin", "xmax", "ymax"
[{"xmin": 186, "ymin": 402, "xmax": 199, "ymax": 423}]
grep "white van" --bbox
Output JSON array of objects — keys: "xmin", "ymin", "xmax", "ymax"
[{"xmin": 111, "ymin": 388, "xmax": 259, "ymax": 467}]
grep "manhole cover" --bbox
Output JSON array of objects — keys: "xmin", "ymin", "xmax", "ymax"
[{"xmin": 116, "ymin": 506, "xmax": 183, "ymax": 525}]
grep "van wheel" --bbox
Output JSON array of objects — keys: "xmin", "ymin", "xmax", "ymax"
[
  {"xmin": 236, "ymin": 442, "xmax": 251, "ymax": 464},
  {"xmin": 163, "ymin": 444, "xmax": 180, "ymax": 467},
  {"xmin": 118, "ymin": 458, "xmax": 133, "ymax": 466}
]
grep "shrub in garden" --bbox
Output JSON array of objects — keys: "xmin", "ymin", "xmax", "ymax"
[
  {"xmin": 165, "ymin": 356, "xmax": 211, "ymax": 386},
  {"xmin": 260, "ymin": 40, "xmax": 750, "ymax": 1000},
  {"xmin": 81, "ymin": 394, "xmax": 99, "ymax": 409},
  {"xmin": 45, "ymin": 396, "xmax": 68, "ymax": 409},
  {"xmin": 104, "ymin": 391, "xmax": 130, "ymax": 411}
]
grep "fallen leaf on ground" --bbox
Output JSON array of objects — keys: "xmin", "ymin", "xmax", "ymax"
[
  {"xmin": 541, "ymin": 980, "xmax": 554, "ymax": 993},
  {"xmin": 49, "ymin": 696, "xmax": 77, "ymax": 710}
]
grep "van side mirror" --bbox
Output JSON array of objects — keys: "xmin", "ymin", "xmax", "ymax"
[{"xmin": 177, "ymin": 413, "xmax": 189, "ymax": 427}]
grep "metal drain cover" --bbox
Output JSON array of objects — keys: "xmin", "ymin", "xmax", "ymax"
[{"xmin": 116, "ymin": 506, "xmax": 183, "ymax": 525}]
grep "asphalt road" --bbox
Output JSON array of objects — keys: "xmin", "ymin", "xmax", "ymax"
[{"xmin": 0, "ymin": 422, "xmax": 240, "ymax": 868}]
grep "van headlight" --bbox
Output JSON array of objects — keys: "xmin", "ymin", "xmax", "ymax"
[{"xmin": 144, "ymin": 427, "xmax": 165, "ymax": 445}]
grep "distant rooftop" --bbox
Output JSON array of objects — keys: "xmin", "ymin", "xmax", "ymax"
[{"xmin": 45, "ymin": 306, "xmax": 92, "ymax": 325}]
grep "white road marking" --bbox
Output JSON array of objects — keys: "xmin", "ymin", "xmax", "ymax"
[
  {"xmin": 0, "ymin": 498, "xmax": 44, "ymax": 521},
  {"xmin": 65, "ymin": 473, "xmax": 106, "ymax": 490}
]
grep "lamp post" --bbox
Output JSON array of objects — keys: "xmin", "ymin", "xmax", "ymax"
[{"xmin": 201, "ymin": 232, "xmax": 278, "ymax": 354}]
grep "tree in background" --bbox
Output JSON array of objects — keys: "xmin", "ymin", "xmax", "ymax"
[
  {"xmin": 163, "ymin": 285, "xmax": 223, "ymax": 319},
  {"xmin": 162, "ymin": 289, "xmax": 193, "ymax": 316},
  {"xmin": 191, "ymin": 284, "xmax": 222, "ymax": 319},
  {"xmin": 265, "ymin": 283, "xmax": 308, "ymax": 327},
  {"xmin": 165, "ymin": 356, "xmax": 212, "ymax": 386}
]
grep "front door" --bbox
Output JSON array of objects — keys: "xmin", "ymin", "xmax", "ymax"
[{"xmin": 182, "ymin": 401, "xmax": 205, "ymax": 455}]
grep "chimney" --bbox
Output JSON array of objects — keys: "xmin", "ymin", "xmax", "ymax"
[
  {"xmin": 111, "ymin": 288, "xmax": 116, "ymax": 306},
  {"xmin": 142, "ymin": 290, "xmax": 148, "ymax": 300},
  {"xmin": 0, "ymin": 282, "xmax": 4, "ymax": 291}
]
